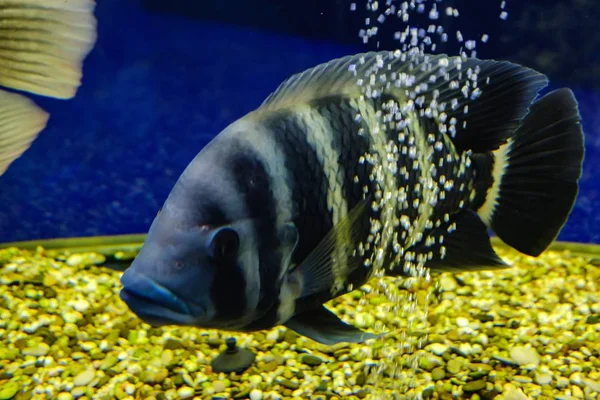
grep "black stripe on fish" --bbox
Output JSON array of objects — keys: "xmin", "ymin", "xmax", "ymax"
[
  {"xmin": 197, "ymin": 202, "xmax": 230, "ymax": 227},
  {"xmin": 209, "ymin": 255, "xmax": 247, "ymax": 321},
  {"xmin": 263, "ymin": 111, "xmax": 336, "ymax": 265},
  {"xmin": 210, "ymin": 145, "xmax": 281, "ymax": 321},
  {"xmin": 310, "ymin": 96, "xmax": 375, "ymax": 210},
  {"xmin": 307, "ymin": 97, "xmax": 379, "ymax": 295},
  {"xmin": 244, "ymin": 110, "xmax": 342, "ymax": 322}
]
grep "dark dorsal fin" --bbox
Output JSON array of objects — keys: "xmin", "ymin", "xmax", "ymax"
[{"xmin": 254, "ymin": 51, "xmax": 548, "ymax": 154}]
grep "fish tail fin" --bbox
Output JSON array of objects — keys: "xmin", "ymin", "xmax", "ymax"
[
  {"xmin": 0, "ymin": 0, "xmax": 97, "ymax": 99},
  {"xmin": 475, "ymin": 88, "xmax": 585, "ymax": 256},
  {"xmin": 0, "ymin": 91, "xmax": 49, "ymax": 176}
]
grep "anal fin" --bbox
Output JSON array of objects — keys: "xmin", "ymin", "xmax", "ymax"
[
  {"xmin": 390, "ymin": 211, "xmax": 509, "ymax": 275},
  {"xmin": 284, "ymin": 305, "xmax": 382, "ymax": 346}
]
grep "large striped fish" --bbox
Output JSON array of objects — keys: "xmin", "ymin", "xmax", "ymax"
[{"xmin": 120, "ymin": 51, "xmax": 585, "ymax": 345}]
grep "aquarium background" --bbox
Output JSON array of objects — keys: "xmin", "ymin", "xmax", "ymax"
[{"xmin": 0, "ymin": 0, "xmax": 598, "ymax": 244}]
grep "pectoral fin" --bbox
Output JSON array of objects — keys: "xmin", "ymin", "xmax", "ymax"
[{"xmin": 291, "ymin": 199, "xmax": 369, "ymax": 299}]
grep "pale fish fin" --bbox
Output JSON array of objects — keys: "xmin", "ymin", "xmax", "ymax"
[
  {"xmin": 292, "ymin": 199, "xmax": 369, "ymax": 299},
  {"xmin": 284, "ymin": 305, "xmax": 382, "ymax": 345},
  {"xmin": 0, "ymin": 0, "xmax": 97, "ymax": 99},
  {"xmin": 0, "ymin": 90, "xmax": 49, "ymax": 176}
]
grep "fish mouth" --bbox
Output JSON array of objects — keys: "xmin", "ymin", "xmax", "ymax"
[{"xmin": 119, "ymin": 268, "xmax": 200, "ymax": 326}]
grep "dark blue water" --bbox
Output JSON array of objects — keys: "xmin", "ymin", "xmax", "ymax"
[{"xmin": 0, "ymin": 0, "xmax": 598, "ymax": 244}]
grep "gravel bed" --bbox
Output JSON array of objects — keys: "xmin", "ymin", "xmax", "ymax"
[{"xmin": 1, "ymin": 245, "xmax": 599, "ymax": 400}]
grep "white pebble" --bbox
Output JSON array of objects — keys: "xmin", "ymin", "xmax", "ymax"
[
  {"xmin": 584, "ymin": 378, "xmax": 600, "ymax": 393},
  {"xmin": 535, "ymin": 373, "xmax": 553, "ymax": 385},
  {"xmin": 250, "ymin": 389, "xmax": 263, "ymax": 400},
  {"xmin": 72, "ymin": 368, "xmax": 95, "ymax": 387},
  {"xmin": 456, "ymin": 317, "xmax": 469, "ymax": 327},
  {"xmin": 509, "ymin": 346, "xmax": 540, "ymax": 366},
  {"xmin": 266, "ymin": 391, "xmax": 282, "ymax": 400},
  {"xmin": 72, "ymin": 299, "xmax": 90, "ymax": 313},
  {"xmin": 124, "ymin": 382, "xmax": 136, "ymax": 395},
  {"xmin": 266, "ymin": 330, "xmax": 280, "ymax": 341},
  {"xmin": 570, "ymin": 372, "xmax": 583, "ymax": 385},
  {"xmin": 177, "ymin": 386, "xmax": 194, "ymax": 399},
  {"xmin": 428, "ymin": 343, "xmax": 449, "ymax": 356},
  {"xmin": 502, "ymin": 386, "xmax": 529, "ymax": 400},
  {"xmin": 438, "ymin": 275, "xmax": 457, "ymax": 292},
  {"xmin": 23, "ymin": 343, "xmax": 50, "ymax": 357},
  {"xmin": 556, "ymin": 376, "xmax": 569, "ymax": 388}
]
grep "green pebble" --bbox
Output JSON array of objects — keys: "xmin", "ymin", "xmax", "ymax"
[
  {"xmin": 356, "ymin": 372, "xmax": 367, "ymax": 386},
  {"xmin": 422, "ymin": 386, "xmax": 435, "ymax": 398},
  {"xmin": 113, "ymin": 385, "xmax": 127, "ymax": 400},
  {"xmin": 586, "ymin": 315, "xmax": 599, "ymax": 324},
  {"xmin": 333, "ymin": 348, "xmax": 350, "ymax": 358},
  {"xmin": 163, "ymin": 338, "xmax": 182, "ymax": 350},
  {"xmin": 446, "ymin": 359, "xmax": 462, "ymax": 375},
  {"xmin": 369, "ymin": 296, "xmax": 388, "ymax": 305},
  {"xmin": 463, "ymin": 380, "xmax": 487, "ymax": 392},
  {"xmin": 0, "ymin": 381, "xmax": 19, "ymax": 400},
  {"xmin": 15, "ymin": 390, "xmax": 32, "ymax": 400},
  {"xmin": 419, "ymin": 355, "xmax": 440, "ymax": 371},
  {"xmin": 90, "ymin": 348, "xmax": 104, "ymax": 360},
  {"xmin": 97, "ymin": 376, "xmax": 110, "ymax": 388},
  {"xmin": 132, "ymin": 348, "xmax": 145, "ymax": 359},
  {"xmin": 100, "ymin": 355, "xmax": 118, "ymax": 370},
  {"xmin": 233, "ymin": 390, "xmax": 250, "ymax": 399},
  {"xmin": 475, "ymin": 313, "xmax": 494, "ymax": 322},
  {"xmin": 22, "ymin": 366, "xmax": 36, "ymax": 375},
  {"xmin": 432, "ymin": 368, "xmax": 446, "ymax": 381},
  {"xmin": 276, "ymin": 377, "xmax": 299, "ymax": 390},
  {"xmin": 469, "ymin": 363, "xmax": 493, "ymax": 379},
  {"xmin": 316, "ymin": 381, "xmax": 328, "ymax": 392},
  {"xmin": 300, "ymin": 354, "xmax": 323, "ymax": 366},
  {"xmin": 0, "ymin": 348, "xmax": 18, "ymax": 362}
]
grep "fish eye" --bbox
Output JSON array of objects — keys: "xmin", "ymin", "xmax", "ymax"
[{"xmin": 208, "ymin": 227, "xmax": 240, "ymax": 264}]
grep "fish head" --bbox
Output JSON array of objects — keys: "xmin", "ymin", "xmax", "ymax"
[
  {"xmin": 119, "ymin": 143, "xmax": 265, "ymax": 330},
  {"xmin": 119, "ymin": 204, "xmax": 263, "ymax": 330}
]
